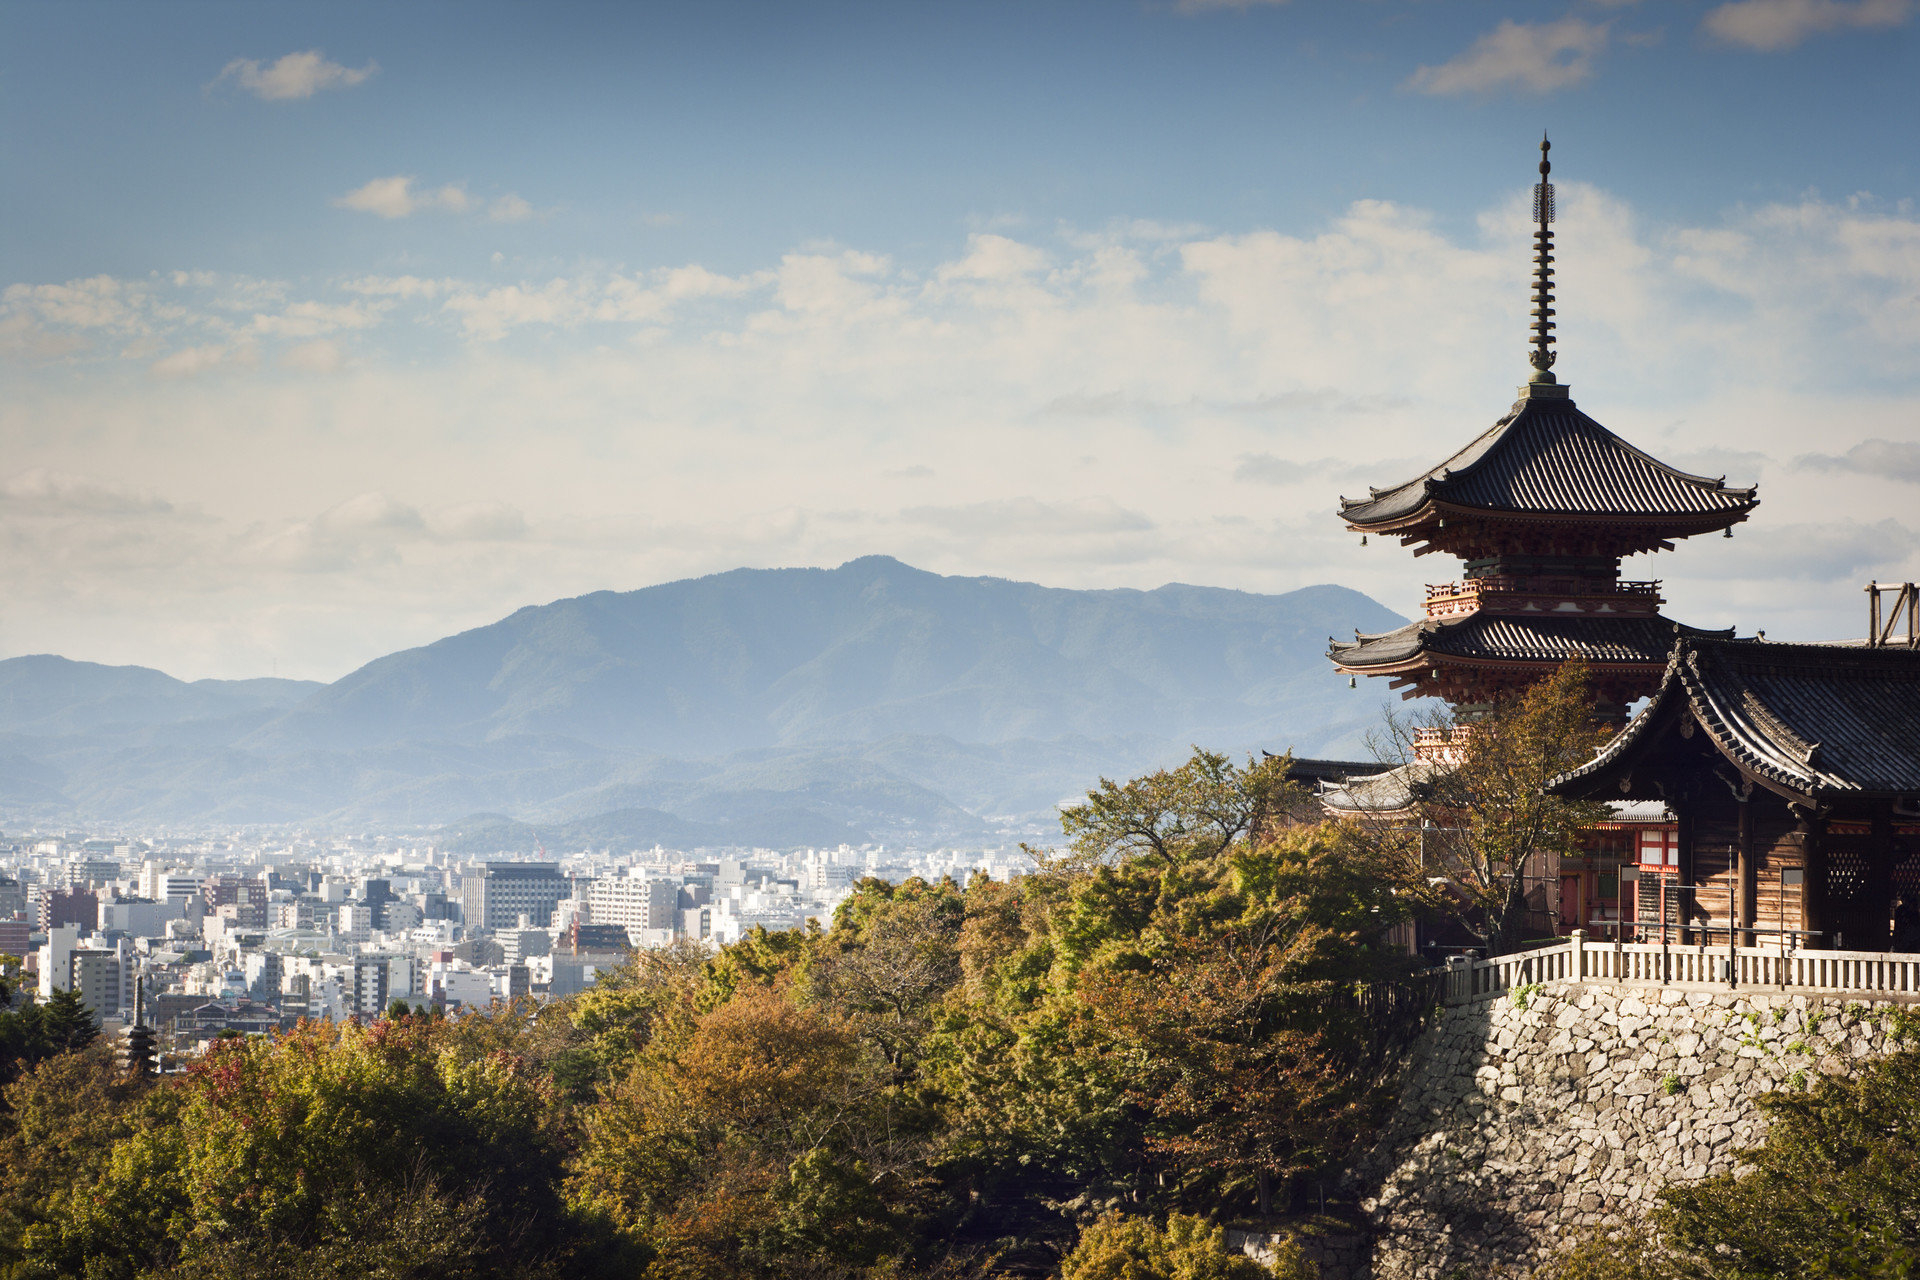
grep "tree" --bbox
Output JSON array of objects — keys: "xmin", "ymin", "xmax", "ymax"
[
  {"xmin": 0, "ymin": 1044, "xmax": 152, "ymax": 1273},
  {"xmin": 1649, "ymin": 1044, "xmax": 1920, "ymax": 1278},
  {"xmin": 805, "ymin": 876, "xmax": 964, "ymax": 1073},
  {"xmin": 931, "ymin": 805, "xmax": 1430, "ymax": 1226},
  {"xmin": 1057, "ymin": 1212, "xmax": 1306, "ymax": 1280},
  {"xmin": 570, "ymin": 982, "xmax": 901, "ymax": 1278},
  {"xmin": 36, "ymin": 987, "xmax": 98, "ymax": 1056},
  {"xmin": 1394, "ymin": 661, "xmax": 1610, "ymax": 955},
  {"xmin": 1060, "ymin": 749, "xmax": 1304, "ymax": 870},
  {"xmin": 18, "ymin": 1015, "xmax": 625, "ymax": 1280}
]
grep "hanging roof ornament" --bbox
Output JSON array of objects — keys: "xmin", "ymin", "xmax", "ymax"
[{"xmin": 1529, "ymin": 134, "xmax": 1557, "ymax": 384}]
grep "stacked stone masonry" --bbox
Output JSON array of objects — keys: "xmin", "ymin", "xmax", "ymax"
[{"xmin": 1354, "ymin": 981, "xmax": 1915, "ymax": 1279}]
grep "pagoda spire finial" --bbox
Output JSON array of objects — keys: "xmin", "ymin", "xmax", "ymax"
[{"xmin": 1529, "ymin": 133, "xmax": 1558, "ymax": 384}]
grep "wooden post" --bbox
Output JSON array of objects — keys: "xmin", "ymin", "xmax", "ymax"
[
  {"xmin": 1737, "ymin": 794, "xmax": 1757, "ymax": 947},
  {"xmin": 1676, "ymin": 803, "xmax": 1696, "ymax": 945},
  {"xmin": 1801, "ymin": 812, "xmax": 1829, "ymax": 951},
  {"xmin": 1867, "ymin": 804, "xmax": 1895, "ymax": 952}
]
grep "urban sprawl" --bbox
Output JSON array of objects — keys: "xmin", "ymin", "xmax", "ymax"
[{"xmin": 3, "ymin": 835, "xmax": 1033, "ymax": 1046}]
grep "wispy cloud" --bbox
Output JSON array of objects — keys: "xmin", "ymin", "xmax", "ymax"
[
  {"xmin": 1407, "ymin": 18, "xmax": 1609, "ymax": 96},
  {"xmin": 9, "ymin": 190, "xmax": 1920, "ymax": 670},
  {"xmin": 1798, "ymin": 438, "xmax": 1920, "ymax": 483},
  {"xmin": 334, "ymin": 176, "xmax": 537, "ymax": 222},
  {"xmin": 1702, "ymin": 0, "xmax": 1912, "ymax": 50},
  {"xmin": 149, "ymin": 342, "xmax": 256, "ymax": 379},
  {"xmin": 213, "ymin": 50, "xmax": 377, "ymax": 101},
  {"xmin": 334, "ymin": 176, "xmax": 472, "ymax": 219}
]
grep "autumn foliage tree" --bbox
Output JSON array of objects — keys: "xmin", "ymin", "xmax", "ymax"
[{"xmin": 1392, "ymin": 660, "xmax": 1611, "ymax": 955}]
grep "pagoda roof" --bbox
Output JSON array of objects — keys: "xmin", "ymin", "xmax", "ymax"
[
  {"xmin": 1330, "ymin": 612, "xmax": 1734, "ymax": 672},
  {"xmin": 1554, "ymin": 637, "xmax": 1920, "ymax": 801},
  {"xmin": 1339, "ymin": 385, "xmax": 1757, "ymax": 534}
]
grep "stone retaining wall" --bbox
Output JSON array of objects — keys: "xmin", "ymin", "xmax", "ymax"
[{"xmin": 1353, "ymin": 981, "xmax": 1915, "ymax": 1279}]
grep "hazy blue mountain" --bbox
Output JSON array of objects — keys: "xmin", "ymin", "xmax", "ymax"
[
  {"xmin": 250, "ymin": 556, "xmax": 1401, "ymax": 754},
  {"xmin": 0, "ymin": 656, "xmax": 322, "ymax": 735},
  {"xmin": 0, "ymin": 558, "xmax": 1408, "ymax": 839}
]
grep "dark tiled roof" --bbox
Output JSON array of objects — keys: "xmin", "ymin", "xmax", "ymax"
[
  {"xmin": 1329, "ymin": 613, "xmax": 1733, "ymax": 670},
  {"xmin": 1555, "ymin": 638, "xmax": 1920, "ymax": 798},
  {"xmin": 1283, "ymin": 757, "xmax": 1394, "ymax": 785},
  {"xmin": 1339, "ymin": 390, "xmax": 1757, "ymax": 527}
]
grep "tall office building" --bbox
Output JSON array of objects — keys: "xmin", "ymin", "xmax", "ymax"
[{"xmin": 460, "ymin": 863, "xmax": 568, "ymax": 931}]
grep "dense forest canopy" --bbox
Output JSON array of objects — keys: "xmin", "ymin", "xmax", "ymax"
[{"xmin": 0, "ymin": 751, "xmax": 1436, "ymax": 1280}]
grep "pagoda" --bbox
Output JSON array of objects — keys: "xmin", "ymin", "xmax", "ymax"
[{"xmin": 1328, "ymin": 140, "xmax": 1758, "ymax": 722}]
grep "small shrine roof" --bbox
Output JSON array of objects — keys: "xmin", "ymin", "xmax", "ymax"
[
  {"xmin": 1554, "ymin": 637, "xmax": 1920, "ymax": 800},
  {"xmin": 1329, "ymin": 613, "xmax": 1734, "ymax": 671},
  {"xmin": 1338, "ymin": 388, "xmax": 1757, "ymax": 530},
  {"xmin": 1282, "ymin": 757, "xmax": 1394, "ymax": 786}
]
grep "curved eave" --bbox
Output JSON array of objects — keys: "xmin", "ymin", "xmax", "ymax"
[
  {"xmin": 1340, "ymin": 496, "xmax": 1759, "ymax": 538},
  {"xmin": 1330, "ymin": 615, "xmax": 1734, "ymax": 675},
  {"xmin": 1549, "ymin": 655, "xmax": 1692, "ymax": 797},
  {"xmin": 1551, "ymin": 641, "xmax": 1832, "ymax": 803}
]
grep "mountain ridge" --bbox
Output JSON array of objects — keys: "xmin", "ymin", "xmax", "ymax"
[{"xmin": 0, "ymin": 557, "xmax": 1408, "ymax": 839}]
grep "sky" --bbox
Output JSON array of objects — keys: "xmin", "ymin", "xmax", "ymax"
[{"xmin": 3, "ymin": 0, "xmax": 1918, "ymax": 682}]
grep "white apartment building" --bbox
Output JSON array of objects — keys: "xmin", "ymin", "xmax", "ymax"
[{"xmin": 585, "ymin": 876, "xmax": 678, "ymax": 936}]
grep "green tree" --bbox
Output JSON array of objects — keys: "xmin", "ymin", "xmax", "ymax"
[
  {"xmin": 1057, "ymin": 1213, "xmax": 1307, "ymax": 1280},
  {"xmin": 806, "ymin": 876, "xmax": 964, "ymax": 1073},
  {"xmin": 931, "ymin": 809, "xmax": 1429, "ymax": 1225},
  {"xmin": 36, "ymin": 987, "xmax": 98, "ymax": 1055},
  {"xmin": 570, "ymin": 981, "xmax": 900, "ymax": 1279},
  {"xmin": 0, "ymin": 1044, "xmax": 153, "ymax": 1272},
  {"xmin": 1649, "ymin": 1045, "xmax": 1920, "ymax": 1278},
  {"xmin": 1060, "ymin": 750, "xmax": 1302, "ymax": 871},
  {"xmin": 1400, "ymin": 660, "xmax": 1610, "ymax": 955},
  {"xmin": 18, "ymin": 1014, "xmax": 624, "ymax": 1280}
]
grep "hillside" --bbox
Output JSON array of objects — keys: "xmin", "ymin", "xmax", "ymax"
[{"xmin": 0, "ymin": 558, "xmax": 1408, "ymax": 840}]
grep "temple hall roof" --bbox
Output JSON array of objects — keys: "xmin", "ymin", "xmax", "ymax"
[
  {"xmin": 1338, "ymin": 387, "xmax": 1757, "ymax": 532},
  {"xmin": 1330, "ymin": 613, "xmax": 1735, "ymax": 672},
  {"xmin": 1554, "ymin": 637, "xmax": 1920, "ymax": 801}
]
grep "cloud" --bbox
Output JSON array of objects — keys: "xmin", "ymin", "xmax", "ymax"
[
  {"xmin": 902, "ymin": 498, "xmax": 1156, "ymax": 537},
  {"xmin": 281, "ymin": 339, "xmax": 344, "ymax": 374},
  {"xmin": 442, "ymin": 279, "xmax": 590, "ymax": 339},
  {"xmin": 214, "ymin": 50, "xmax": 377, "ymax": 100},
  {"xmin": 13, "ymin": 189, "xmax": 1920, "ymax": 673},
  {"xmin": 149, "ymin": 343, "xmax": 256, "ymax": 378},
  {"xmin": 3, "ymin": 275, "xmax": 152, "ymax": 331},
  {"xmin": 429, "ymin": 502, "xmax": 528, "ymax": 541},
  {"xmin": 1408, "ymin": 18, "xmax": 1609, "ymax": 95},
  {"xmin": 1702, "ymin": 0, "xmax": 1911, "ymax": 50},
  {"xmin": 936, "ymin": 234, "xmax": 1049, "ymax": 283},
  {"xmin": 488, "ymin": 194, "xmax": 535, "ymax": 223},
  {"xmin": 1798, "ymin": 438, "xmax": 1920, "ymax": 484},
  {"xmin": 0, "ymin": 313, "xmax": 88, "ymax": 361},
  {"xmin": 341, "ymin": 275, "xmax": 451, "ymax": 300},
  {"xmin": 1719, "ymin": 518, "xmax": 1920, "ymax": 583},
  {"xmin": 334, "ymin": 176, "xmax": 475, "ymax": 219},
  {"xmin": 251, "ymin": 300, "xmax": 383, "ymax": 338},
  {"xmin": 0, "ymin": 469, "xmax": 173, "ymax": 515}
]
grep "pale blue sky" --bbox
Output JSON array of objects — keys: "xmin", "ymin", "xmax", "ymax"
[{"xmin": 3, "ymin": 0, "xmax": 1918, "ymax": 678}]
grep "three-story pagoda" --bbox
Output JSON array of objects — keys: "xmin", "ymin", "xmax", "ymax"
[{"xmin": 1328, "ymin": 140, "xmax": 1758, "ymax": 722}]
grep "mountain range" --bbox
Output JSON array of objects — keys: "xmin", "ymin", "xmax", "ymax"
[{"xmin": 0, "ymin": 556, "xmax": 1406, "ymax": 845}]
